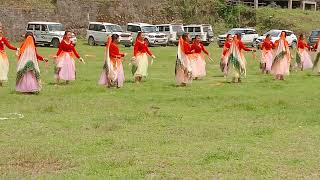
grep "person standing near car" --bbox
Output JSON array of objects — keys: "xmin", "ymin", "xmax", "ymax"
[
  {"xmin": 190, "ymin": 35, "xmax": 209, "ymax": 79},
  {"xmin": 296, "ymin": 34, "xmax": 313, "ymax": 71},
  {"xmin": 0, "ymin": 23, "xmax": 19, "ymax": 86},
  {"xmin": 131, "ymin": 32, "xmax": 156, "ymax": 83},
  {"xmin": 271, "ymin": 31, "xmax": 291, "ymax": 80},
  {"xmin": 54, "ymin": 31, "xmax": 85, "ymax": 85},
  {"xmin": 260, "ymin": 34, "xmax": 274, "ymax": 74},
  {"xmin": 99, "ymin": 34, "xmax": 126, "ymax": 88},
  {"xmin": 220, "ymin": 34, "xmax": 232, "ymax": 77}
]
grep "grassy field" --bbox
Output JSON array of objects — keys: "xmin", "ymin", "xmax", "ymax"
[{"xmin": 1, "ymin": 41, "xmax": 320, "ymax": 179}]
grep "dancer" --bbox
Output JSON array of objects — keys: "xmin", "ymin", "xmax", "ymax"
[
  {"xmin": 312, "ymin": 35, "xmax": 320, "ymax": 74},
  {"xmin": 260, "ymin": 34, "xmax": 274, "ymax": 74},
  {"xmin": 227, "ymin": 34, "xmax": 255, "ymax": 83},
  {"xmin": 99, "ymin": 34, "xmax": 126, "ymax": 88},
  {"xmin": 296, "ymin": 34, "xmax": 313, "ymax": 71},
  {"xmin": 0, "ymin": 23, "xmax": 19, "ymax": 86},
  {"xmin": 271, "ymin": 31, "xmax": 291, "ymax": 80},
  {"xmin": 191, "ymin": 35, "xmax": 209, "ymax": 79},
  {"xmin": 131, "ymin": 32, "xmax": 156, "ymax": 83},
  {"xmin": 54, "ymin": 31, "xmax": 85, "ymax": 85},
  {"xmin": 220, "ymin": 34, "xmax": 232, "ymax": 77},
  {"xmin": 16, "ymin": 33, "xmax": 47, "ymax": 93},
  {"xmin": 175, "ymin": 33, "xmax": 193, "ymax": 86}
]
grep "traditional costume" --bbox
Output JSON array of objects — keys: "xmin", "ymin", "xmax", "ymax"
[
  {"xmin": 220, "ymin": 40, "xmax": 231, "ymax": 76},
  {"xmin": 99, "ymin": 37, "xmax": 125, "ymax": 88},
  {"xmin": 16, "ymin": 36, "xmax": 45, "ymax": 93},
  {"xmin": 191, "ymin": 42, "xmax": 208, "ymax": 78},
  {"xmin": 296, "ymin": 38, "xmax": 313, "ymax": 70},
  {"xmin": 0, "ymin": 36, "xmax": 17, "ymax": 83},
  {"xmin": 175, "ymin": 37, "xmax": 193, "ymax": 85},
  {"xmin": 132, "ymin": 39, "xmax": 153, "ymax": 78},
  {"xmin": 271, "ymin": 36, "xmax": 291, "ymax": 78},
  {"xmin": 260, "ymin": 39, "xmax": 274, "ymax": 73}
]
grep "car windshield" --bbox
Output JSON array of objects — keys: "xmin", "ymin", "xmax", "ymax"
[
  {"xmin": 172, "ymin": 25, "xmax": 184, "ymax": 32},
  {"xmin": 203, "ymin": 26, "xmax": 213, "ymax": 32},
  {"xmin": 141, "ymin": 26, "xmax": 157, "ymax": 33},
  {"xmin": 227, "ymin": 29, "xmax": 241, "ymax": 35},
  {"xmin": 109, "ymin": 25, "xmax": 123, "ymax": 32},
  {"xmin": 264, "ymin": 31, "xmax": 281, "ymax": 37},
  {"xmin": 48, "ymin": 24, "xmax": 64, "ymax": 31}
]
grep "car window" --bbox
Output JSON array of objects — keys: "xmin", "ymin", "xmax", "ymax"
[
  {"xmin": 172, "ymin": 25, "xmax": 184, "ymax": 32},
  {"xmin": 195, "ymin": 27, "xmax": 201, "ymax": 32},
  {"xmin": 27, "ymin": 24, "xmax": 35, "ymax": 31},
  {"xmin": 245, "ymin": 30, "xmax": 256, "ymax": 34},
  {"xmin": 96, "ymin": 25, "xmax": 105, "ymax": 31},
  {"xmin": 311, "ymin": 31, "xmax": 320, "ymax": 36},
  {"xmin": 184, "ymin": 27, "xmax": 187, "ymax": 32},
  {"xmin": 286, "ymin": 31, "xmax": 292, "ymax": 36},
  {"xmin": 164, "ymin": 26, "xmax": 170, "ymax": 32},
  {"xmin": 89, "ymin": 24, "xmax": 95, "ymax": 30},
  {"xmin": 35, "ymin": 24, "xmax": 41, "ymax": 31},
  {"xmin": 188, "ymin": 27, "xmax": 194, "ymax": 32},
  {"xmin": 158, "ymin": 26, "xmax": 164, "ymax": 32},
  {"xmin": 41, "ymin": 25, "xmax": 48, "ymax": 31}
]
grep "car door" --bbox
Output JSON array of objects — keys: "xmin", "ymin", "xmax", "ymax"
[
  {"xmin": 26, "ymin": 24, "xmax": 35, "ymax": 36},
  {"xmin": 96, "ymin": 25, "xmax": 107, "ymax": 44},
  {"xmin": 242, "ymin": 30, "xmax": 254, "ymax": 44},
  {"xmin": 40, "ymin": 24, "xmax": 50, "ymax": 43},
  {"xmin": 33, "ymin": 24, "xmax": 42, "ymax": 42}
]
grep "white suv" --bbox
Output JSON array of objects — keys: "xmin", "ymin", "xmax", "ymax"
[
  {"xmin": 156, "ymin": 24, "xmax": 184, "ymax": 45},
  {"xmin": 217, "ymin": 28, "xmax": 259, "ymax": 47},
  {"xmin": 26, "ymin": 22, "xmax": 77, "ymax": 48},
  {"xmin": 183, "ymin": 24, "xmax": 214, "ymax": 46},
  {"xmin": 127, "ymin": 23, "xmax": 168, "ymax": 46},
  {"xmin": 254, "ymin": 30, "xmax": 297, "ymax": 49},
  {"xmin": 86, "ymin": 22, "xmax": 133, "ymax": 47}
]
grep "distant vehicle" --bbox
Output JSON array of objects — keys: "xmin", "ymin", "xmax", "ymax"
[
  {"xmin": 217, "ymin": 28, "xmax": 258, "ymax": 47},
  {"xmin": 156, "ymin": 23, "xmax": 184, "ymax": 45},
  {"xmin": 183, "ymin": 24, "xmax": 214, "ymax": 46},
  {"xmin": 127, "ymin": 23, "xmax": 168, "ymax": 46},
  {"xmin": 26, "ymin": 22, "xmax": 77, "ymax": 48},
  {"xmin": 254, "ymin": 30, "xmax": 297, "ymax": 49},
  {"xmin": 86, "ymin": 22, "xmax": 132, "ymax": 47},
  {"xmin": 308, "ymin": 29, "xmax": 320, "ymax": 47}
]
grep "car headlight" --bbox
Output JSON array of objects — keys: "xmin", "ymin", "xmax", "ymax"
[{"xmin": 149, "ymin": 35, "xmax": 155, "ymax": 38}]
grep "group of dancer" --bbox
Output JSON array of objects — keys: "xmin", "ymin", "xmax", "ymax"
[{"xmin": 1, "ymin": 23, "xmax": 320, "ymax": 93}]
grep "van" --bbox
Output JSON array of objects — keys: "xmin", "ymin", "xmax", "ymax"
[
  {"xmin": 127, "ymin": 23, "xmax": 168, "ymax": 46},
  {"xmin": 183, "ymin": 24, "xmax": 214, "ymax": 46},
  {"xmin": 156, "ymin": 24, "xmax": 184, "ymax": 45}
]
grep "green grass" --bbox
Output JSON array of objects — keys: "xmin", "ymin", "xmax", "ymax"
[{"xmin": 1, "ymin": 41, "xmax": 320, "ymax": 178}]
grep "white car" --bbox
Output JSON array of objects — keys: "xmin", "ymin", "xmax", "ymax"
[
  {"xmin": 156, "ymin": 23, "xmax": 184, "ymax": 45},
  {"xmin": 254, "ymin": 30, "xmax": 298, "ymax": 49},
  {"xmin": 217, "ymin": 28, "xmax": 259, "ymax": 47},
  {"xmin": 127, "ymin": 23, "xmax": 168, "ymax": 46},
  {"xmin": 183, "ymin": 24, "xmax": 214, "ymax": 46},
  {"xmin": 26, "ymin": 22, "xmax": 77, "ymax": 48},
  {"xmin": 86, "ymin": 22, "xmax": 132, "ymax": 47}
]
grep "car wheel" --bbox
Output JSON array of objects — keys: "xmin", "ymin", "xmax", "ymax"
[
  {"xmin": 51, "ymin": 38, "xmax": 60, "ymax": 48},
  {"xmin": 88, "ymin": 36, "xmax": 95, "ymax": 46}
]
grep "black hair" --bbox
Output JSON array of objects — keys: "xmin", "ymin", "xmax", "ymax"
[
  {"xmin": 112, "ymin": 34, "xmax": 119, "ymax": 42},
  {"xmin": 182, "ymin": 33, "xmax": 189, "ymax": 41}
]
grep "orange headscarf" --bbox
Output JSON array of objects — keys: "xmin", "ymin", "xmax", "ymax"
[{"xmin": 19, "ymin": 36, "xmax": 35, "ymax": 59}]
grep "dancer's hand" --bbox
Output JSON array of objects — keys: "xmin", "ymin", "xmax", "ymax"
[
  {"xmin": 123, "ymin": 53, "xmax": 127, "ymax": 57},
  {"xmin": 43, "ymin": 58, "xmax": 49, "ymax": 62},
  {"xmin": 151, "ymin": 55, "xmax": 156, "ymax": 59},
  {"xmin": 79, "ymin": 57, "xmax": 85, "ymax": 64}
]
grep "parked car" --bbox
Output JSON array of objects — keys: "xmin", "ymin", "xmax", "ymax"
[
  {"xmin": 217, "ymin": 28, "xmax": 258, "ymax": 47},
  {"xmin": 254, "ymin": 30, "xmax": 297, "ymax": 49},
  {"xmin": 86, "ymin": 22, "xmax": 132, "ymax": 47},
  {"xmin": 156, "ymin": 23, "xmax": 184, "ymax": 45},
  {"xmin": 183, "ymin": 24, "xmax": 214, "ymax": 46},
  {"xmin": 127, "ymin": 23, "xmax": 168, "ymax": 46},
  {"xmin": 26, "ymin": 21, "xmax": 77, "ymax": 48},
  {"xmin": 308, "ymin": 29, "xmax": 320, "ymax": 47}
]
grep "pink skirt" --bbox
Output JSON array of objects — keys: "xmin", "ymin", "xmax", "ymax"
[
  {"xmin": 175, "ymin": 55, "xmax": 192, "ymax": 85},
  {"xmin": 261, "ymin": 50, "xmax": 273, "ymax": 71},
  {"xmin": 271, "ymin": 57, "xmax": 290, "ymax": 76},
  {"xmin": 191, "ymin": 53, "xmax": 206, "ymax": 78},
  {"xmin": 56, "ymin": 53, "xmax": 76, "ymax": 81},
  {"xmin": 299, "ymin": 49, "xmax": 313, "ymax": 70},
  {"xmin": 16, "ymin": 71, "xmax": 40, "ymax": 92},
  {"xmin": 99, "ymin": 63, "xmax": 125, "ymax": 87}
]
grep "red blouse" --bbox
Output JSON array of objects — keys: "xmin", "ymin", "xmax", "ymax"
[
  {"xmin": 134, "ymin": 40, "xmax": 153, "ymax": 57},
  {"xmin": 56, "ymin": 40, "xmax": 80, "ymax": 58},
  {"xmin": 238, "ymin": 41, "xmax": 252, "ymax": 51},
  {"xmin": 0, "ymin": 37, "xmax": 17, "ymax": 51},
  {"xmin": 183, "ymin": 41, "xmax": 193, "ymax": 54},
  {"xmin": 191, "ymin": 42, "xmax": 209, "ymax": 55},
  {"xmin": 298, "ymin": 39, "xmax": 310, "ymax": 49},
  {"xmin": 222, "ymin": 41, "xmax": 231, "ymax": 56},
  {"xmin": 109, "ymin": 42, "xmax": 125, "ymax": 58},
  {"xmin": 261, "ymin": 40, "xmax": 274, "ymax": 51}
]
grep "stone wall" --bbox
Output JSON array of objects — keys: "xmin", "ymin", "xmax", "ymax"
[{"xmin": 0, "ymin": 0, "xmax": 181, "ymax": 41}]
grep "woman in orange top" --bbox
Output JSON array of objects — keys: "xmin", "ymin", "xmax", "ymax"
[
  {"xmin": 131, "ymin": 32, "xmax": 156, "ymax": 83},
  {"xmin": 99, "ymin": 34, "xmax": 126, "ymax": 88},
  {"xmin": 296, "ymin": 34, "xmax": 313, "ymax": 70},
  {"xmin": 175, "ymin": 33, "xmax": 194, "ymax": 86},
  {"xmin": 0, "ymin": 24, "xmax": 19, "ymax": 86},
  {"xmin": 260, "ymin": 34, "xmax": 274, "ymax": 74},
  {"xmin": 190, "ymin": 35, "xmax": 209, "ymax": 79},
  {"xmin": 271, "ymin": 31, "xmax": 291, "ymax": 80},
  {"xmin": 220, "ymin": 34, "xmax": 232, "ymax": 77}
]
